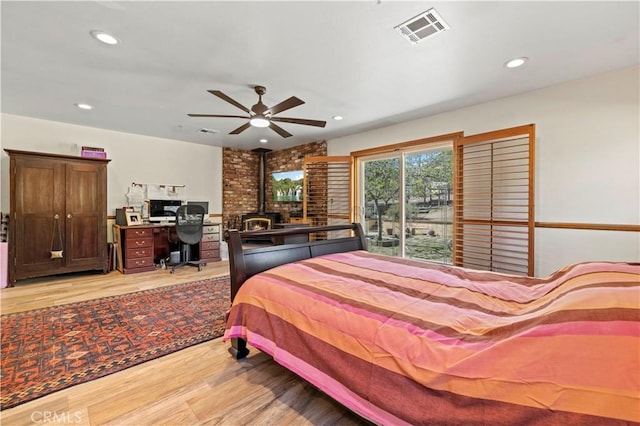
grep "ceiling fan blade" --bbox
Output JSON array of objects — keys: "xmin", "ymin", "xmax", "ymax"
[
  {"xmin": 269, "ymin": 122, "xmax": 293, "ymax": 138},
  {"xmin": 208, "ymin": 90, "xmax": 251, "ymax": 114},
  {"xmin": 188, "ymin": 114, "xmax": 249, "ymax": 119},
  {"xmin": 271, "ymin": 117, "xmax": 327, "ymax": 128},
  {"xmin": 229, "ymin": 122, "xmax": 252, "ymax": 135},
  {"xmin": 267, "ymin": 96, "xmax": 305, "ymax": 116}
]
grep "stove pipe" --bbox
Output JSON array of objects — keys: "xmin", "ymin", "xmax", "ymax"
[{"xmin": 252, "ymin": 148, "xmax": 271, "ymax": 214}]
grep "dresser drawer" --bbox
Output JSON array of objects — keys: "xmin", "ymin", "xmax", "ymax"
[
  {"xmin": 200, "ymin": 250, "xmax": 220, "ymax": 261},
  {"xmin": 125, "ymin": 237, "xmax": 153, "ymax": 249},
  {"xmin": 126, "ymin": 247, "xmax": 153, "ymax": 259},
  {"xmin": 125, "ymin": 227, "xmax": 153, "ymax": 239},
  {"xmin": 202, "ymin": 233, "xmax": 219, "ymax": 242},
  {"xmin": 125, "ymin": 257, "xmax": 154, "ymax": 270},
  {"xmin": 201, "ymin": 241, "xmax": 220, "ymax": 251},
  {"xmin": 203, "ymin": 225, "xmax": 220, "ymax": 234}
]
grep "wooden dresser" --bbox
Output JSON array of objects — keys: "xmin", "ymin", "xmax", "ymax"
[
  {"xmin": 200, "ymin": 223, "xmax": 221, "ymax": 263},
  {"xmin": 115, "ymin": 225, "xmax": 156, "ymax": 274}
]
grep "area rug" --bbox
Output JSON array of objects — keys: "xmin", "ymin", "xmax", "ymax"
[{"xmin": 0, "ymin": 276, "xmax": 230, "ymax": 410}]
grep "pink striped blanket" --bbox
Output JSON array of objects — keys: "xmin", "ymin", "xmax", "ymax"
[{"xmin": 224, "ymin": 251, "xmax": 640, "ymax": 425}]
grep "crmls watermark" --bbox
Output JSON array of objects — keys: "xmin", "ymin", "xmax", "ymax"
[{"xmin": 30, "ymin": 411, "xmax": 83, "ymax": 424}]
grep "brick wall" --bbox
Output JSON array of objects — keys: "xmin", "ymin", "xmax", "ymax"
[{"xmin": 222, "ymin": 141, "xmax": 326, "ymax": 230}]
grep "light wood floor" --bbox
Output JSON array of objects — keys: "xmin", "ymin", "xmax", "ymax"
[{"xmin": 0, "ymin": 263, "xmax": 368, "ymax": 425}]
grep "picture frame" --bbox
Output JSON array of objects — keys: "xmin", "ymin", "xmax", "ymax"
[{"xmin": 125, "ymin": 211, "xmax": 142, "ymax": 226}]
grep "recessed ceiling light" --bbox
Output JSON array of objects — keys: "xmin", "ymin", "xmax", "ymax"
[
  {"xmin": 505, "ymin": 57, "xmax": 528, "ymax": 69},
  {"xmin": 75, "ymin": 103, "xmax": 93, "ymax": 110},
  {"xmin": 332, "ymin": 115, "xmax": 343, "ymax": 121},
  {"xmin": 259, "ymin": 138, "xmax": 268, "ymax": 144},
  {"xmin": 199, "ymin": 128, "xmax": 218, "ymax": 134},
  {"xmin": 90, "ymin": 30, "xmax": 119, "ymax": 45}
]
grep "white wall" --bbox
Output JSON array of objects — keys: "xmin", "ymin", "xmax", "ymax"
[
  {"xmin": 0, "ymin": 114, "xmax": 223, "ymax": 220},
  {"xmin": 327, "ymin": 65, "xmax": 640, "ymax": 276}
]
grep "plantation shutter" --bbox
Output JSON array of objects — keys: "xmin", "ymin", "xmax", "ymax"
[
  {"xmin": 453, "ymin": 124, "xmax": 535, "ymax": 275},
  {"xmin": 303, "ymin": 156, "xmax": 352, "ymax": 240}
]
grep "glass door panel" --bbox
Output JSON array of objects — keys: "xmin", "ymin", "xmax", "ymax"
[
  {"xmin": 362, "ymin": 157, "xmax": 400, "ymax": 257},
  {"xmin": 404, "ymin": 150, "xmax": 453, "ymax": 264}
]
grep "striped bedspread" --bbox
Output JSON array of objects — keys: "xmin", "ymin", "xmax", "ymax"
[{"xmin": 224, "ymin": 251, "xmax": 640, "ymax": 425}]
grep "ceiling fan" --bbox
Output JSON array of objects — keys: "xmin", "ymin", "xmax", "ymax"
[{"xmin": 188, "ymin": 85, "xmax": 326, "ymax": 138}]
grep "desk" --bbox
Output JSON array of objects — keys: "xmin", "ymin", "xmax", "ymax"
[{"xmin": 113, "ymin": 223, "xmax": 221, "ymax": 274}]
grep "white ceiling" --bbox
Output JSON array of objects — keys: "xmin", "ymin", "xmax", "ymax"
[{"xmin": 2, "ymin": 1, "xmax": 638, "ymax": 152}]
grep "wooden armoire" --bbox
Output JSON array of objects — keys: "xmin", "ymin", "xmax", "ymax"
[{"xmin": 5, "ymin": 150, "xmax": 110, "ymax": 286}]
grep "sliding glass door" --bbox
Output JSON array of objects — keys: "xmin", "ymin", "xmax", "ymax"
[{"xmin": 360, "ymin": 146, "xmax": 453, "ymax": 264}]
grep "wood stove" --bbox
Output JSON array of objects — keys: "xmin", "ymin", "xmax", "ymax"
[{"xmin": 241, "ymin": 212, "xmax": 281, "ymax": 231}]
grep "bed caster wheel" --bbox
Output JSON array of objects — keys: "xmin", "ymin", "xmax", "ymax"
[
  {"xmin": 170, "ymin": 269, "xmax": 175, "ymax": 274},
  {"xmin": 198, "ymin": 265, "xmax": 203, "ymax": 271}
]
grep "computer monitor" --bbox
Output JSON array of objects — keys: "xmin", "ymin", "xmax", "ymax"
[
  {"xmin": 149, "ymin": 199, "xmax": 183, "ymax": 222},
  {"xmin": 187, "ymin": 201, "xmax": 209, "ymax": 215}
]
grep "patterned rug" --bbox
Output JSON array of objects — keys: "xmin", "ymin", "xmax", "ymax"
[{"xmin": 0, "ymin": 276, "xmax": 230, "ymax": 410}]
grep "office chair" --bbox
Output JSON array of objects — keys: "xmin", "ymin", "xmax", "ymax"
[{"xmin": 170, "ymin": 204, "xmax": 205, "ymax": 274}]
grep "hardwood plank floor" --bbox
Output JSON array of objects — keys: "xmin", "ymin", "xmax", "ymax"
[{"xmin": 0, "ymin": 263, "xmax": 368, "ymax": 425}]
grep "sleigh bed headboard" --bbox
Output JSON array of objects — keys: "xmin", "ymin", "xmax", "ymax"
[{"xmin": 224, "ymin": 223, "xmax": 367, "ymax": 300}]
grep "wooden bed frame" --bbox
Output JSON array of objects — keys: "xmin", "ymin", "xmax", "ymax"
[{"xmin": 224, "ymin": 222, "xmax": 367, "ymax": 359}]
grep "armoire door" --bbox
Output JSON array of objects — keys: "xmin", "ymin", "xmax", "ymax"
[
  {"xmin": 12, "ymin": 155, "xmax": 66, "ymax": 279},
  {"xmin": 65, "ymin": 161, "xmax": 108, "ymax": 270}
]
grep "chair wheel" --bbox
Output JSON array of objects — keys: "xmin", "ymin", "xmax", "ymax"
[{"xmin": 170, "ymin": 269, "xmax": 175, "ymax": 274}]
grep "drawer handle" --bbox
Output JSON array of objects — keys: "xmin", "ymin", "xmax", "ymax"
[{"xmin": 136, "ymin": 241, "xmax": 145, "ymax": 246}]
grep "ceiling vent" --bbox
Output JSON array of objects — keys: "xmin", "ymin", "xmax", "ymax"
[{"xmin": 395, "ymin": 8, "xmax": 449, "ymax": 44}]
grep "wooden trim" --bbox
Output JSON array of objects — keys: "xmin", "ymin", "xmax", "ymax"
[
  {"xmin": 535, "ymin": 222, "xmax": 640, "ymax": 232},
  {"xmin": 457, "ymin": 124, "xmax": 535, "ymax": 145},
  {"xmin": 350, "ymin": 132, "xmax": 463, "ymax": 157}
]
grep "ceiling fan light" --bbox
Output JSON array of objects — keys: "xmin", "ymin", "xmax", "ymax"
[{"xmin": 250, "ymin": 116, "xmax": 270, "ymax": 128}]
